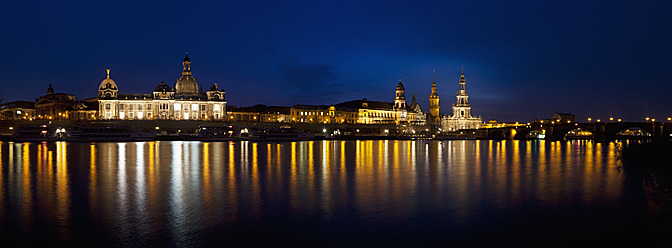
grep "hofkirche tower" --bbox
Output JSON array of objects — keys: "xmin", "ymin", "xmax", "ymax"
[
  {"xmin": 174, "ymin": 52, "xmax": 199, "ymax": 95},
  {"xmin": 441, "ymin": 67, "xmax": 482, "ymax": 131},
  {"xmin": 428, "ymin": 69, "xmax": 440, "ymax": 123}
]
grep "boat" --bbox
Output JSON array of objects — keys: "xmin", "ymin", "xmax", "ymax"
[
  {"xmin": 72, "ymin": 126, "xmax": 156, "ymax": 142},
  {"xmin": 241, "ymin": 127, "xmax": 315, "ymax": 141},
  {"xmin": 181, "ymin": 126, "xmax": 242, "ymax": 141},
  {"xmin": 8, "ymin": 124, "xmax": 53, "ymax": 142},
  {"xmin": 432, "ymin": 133, "xmax": 476, "ymax": 140}
]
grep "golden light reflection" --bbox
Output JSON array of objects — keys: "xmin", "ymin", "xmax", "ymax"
[
  {"xmin": 56, "ymin": 142, "xmax": 70, "ymax": 235},
  {"xmin": 203, "ymin": 142, "xmax": 211, "ymax": 207},
  {"xmin": 90, "ymin": 144, "xmax": 97, "ymax": 213},
  {"xmin": 251, "ymin": 142, "xmax": 260, "ymax": 215},
  {"xmin": 228, "ymin": 142, "xmax": 238, "ymax": 218}
]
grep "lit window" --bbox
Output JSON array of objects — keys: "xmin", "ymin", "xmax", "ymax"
[
  {"xmin": 174, "ymin": 103, "xmax": 181, "ymax": 111},
  {"xmin": 192, "ymin": 104, "xmax": 198, "ymax": 111},
  {"xmin": 214, "ymin": 104, "xmax": 220, "ymax": 111},
  {"xmin": 184, "ymin": 113, "xmax": 189, "ymax": 119}
]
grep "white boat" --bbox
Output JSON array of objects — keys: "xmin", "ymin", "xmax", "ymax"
[{"xmin": 241, "ymin": 127, "xmax": 314, "ymax": 141}]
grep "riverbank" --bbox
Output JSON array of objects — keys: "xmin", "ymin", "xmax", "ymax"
[{"xmin": 621, "ymin": 140, "xmax": 672, "ymax": 247}]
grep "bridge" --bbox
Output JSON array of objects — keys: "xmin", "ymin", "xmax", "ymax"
[{"xmin": 479, "ymin": 122, "xmax": 672, "ymax": 142}]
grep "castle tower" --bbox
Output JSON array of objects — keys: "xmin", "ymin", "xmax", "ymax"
[
  {"xmin": 174, "ymin": 52, "xmax": 199, "ymax": 95},
  {"xmin": 395, "ymin": 79, "xmax": 406, "ymax": 110},
  {"xmin": 429, "ymin": 69, "xmax": 440, "ymax": 123},
  {"xmin": 452, "ymin": 67, "xmax": 472, "ymax": 118}
]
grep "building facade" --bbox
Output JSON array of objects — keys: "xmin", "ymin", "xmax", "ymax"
[
  {"xmin": 441, "ymin": 69, "xmax": 482, "ymax": 131},
  {"xmin": 98, "ymin": 54, "xmax": 226, "ymax": 121},
  {"xmin": 0, "ymin": 101, "xmax": 35, "ymax": 120}
]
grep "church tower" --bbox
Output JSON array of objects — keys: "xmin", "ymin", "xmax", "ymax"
[
  {"xmin": 395, "ymin": 79, "xmax": 406, "ymax": 110},
  {"xmin": 452, "ymin": 67, "xmax": 472, "ymax": 118},
  {"xmin": 174, "ymin": 52, "xmax": 199, "ymax": 95},
  {"xmin": 429, "ymin": 69, "xmax": 440, "ymax": 123}
]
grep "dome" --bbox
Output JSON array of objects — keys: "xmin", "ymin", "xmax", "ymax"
[
  {"xmin": 175, "ymin": 76, "xmax": 198, "ymax": 94},
  {"xmin": 154, "ymin": 82, "xmax": 172, "ymax": 92},
  {"xmin": 98, "ymin": 69, "xmax": 118, "ymax": 92}
]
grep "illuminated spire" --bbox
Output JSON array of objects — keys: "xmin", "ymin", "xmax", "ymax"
[
  {"xmin": 432, "ymin": 69, "xmax": 436, "ymax": 87},
  {"xmin": 106, "ymin": 69, "xmax": 110, "ymax": 79}
]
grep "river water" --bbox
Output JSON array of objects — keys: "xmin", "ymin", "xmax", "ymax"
[{"xmin": 0, "ymin": 140, "xmax": 658, "ymax": 246}]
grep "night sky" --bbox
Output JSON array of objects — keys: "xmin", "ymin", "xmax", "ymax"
[{"xmin": 2, "ymin": 0, "xmax": 671, "ymax": 122}]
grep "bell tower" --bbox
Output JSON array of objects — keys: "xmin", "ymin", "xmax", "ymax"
[
  {"xmin": 429, "ymin": 69, "xmax": 440, "ymax": 123},
  {"xmin": 395, "ymin": 79, "xmax": 406, "ymax": 110},
  {"xmin": 452, "ymin": 67, "xmax": 472, "ymax": 118}
]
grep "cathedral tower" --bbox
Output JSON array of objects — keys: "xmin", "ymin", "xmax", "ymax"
[
  {"xmin": 429, "ymin": 69, "xmax": 440, "ymax": 123},
  {"xmin": 452, "ymin": 67, "xmax": 472, "ymax": 118},
  {"xmin": 395, "ymin": 79, "xmax": 406, "ymax": 110}
]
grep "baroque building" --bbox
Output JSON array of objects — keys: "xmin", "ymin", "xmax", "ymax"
[
  {"xmin": 284, "ymin": 80, "xmax": 425, "ymax": 125},
  {"xmin": 98, "ymin": 54, "xmax": 226, "ymax": 120},
  {"xmin": 441, "ymin": 68, "xmax": 482, "ymax": 131}
]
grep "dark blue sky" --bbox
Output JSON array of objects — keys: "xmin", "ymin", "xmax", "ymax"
[{"xmin": 2, "ymin": 0, "xmax": 671, "ymax": 122}]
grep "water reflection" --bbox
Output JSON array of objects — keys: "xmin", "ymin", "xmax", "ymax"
[{"xmin": 0, "ymin": 140, "xmax": 635, "ymax": 245}]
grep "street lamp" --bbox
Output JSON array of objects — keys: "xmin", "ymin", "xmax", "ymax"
[
  {"xmin": 587, "ymin": 118, "xmax": 592, "ymax": 123},
  {"xmin": 646, "ymin": 117, "xmax": 650, "ymax": 122},
  {"xmin": 609, "ymin": 117, "xmax": 613, "ymax": 122},
  {"xmin": 618, "ymin": 119, "xmax": 621, "ymax": 122}
]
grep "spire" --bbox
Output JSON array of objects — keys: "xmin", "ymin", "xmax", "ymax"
[
  {"xmin": 184, "ymin": 51, "xmax": 190, "ymax": 62},
  {"xmin": 106, "ymin": 69, "xmax": 110, "ymax": 79}
]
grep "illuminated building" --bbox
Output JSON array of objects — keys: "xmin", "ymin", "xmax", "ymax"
[
  {"xmin": 290, "ymin": 105, "xmax": 358, "ymax": 124},
  {"xmin": 0, "ymin": 101, "xmax": 35, "ymax": 120},
  {"xmin": 552, "ymin": 112, "xmax": 575, "ymax": 123},
  {"xmin": 35, "ymin": 84, "xmax": 77, "ymax": 119},
  {"xmin": 428, "ymin": 70, "xmax": 440, "ymax": 124},
  {"xmin": 227, "ymin": 105, "xmax": 290, "ymax": 122},
  {"xmin": 441, "ymin": 68, "xmax": 482, "ymax": 131},
  {"xmin": 98, "ymin": 54, "xmax": 226, "ymax": 120}
]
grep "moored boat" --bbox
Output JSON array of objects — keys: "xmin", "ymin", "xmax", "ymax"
[
  {"xmin": 181, "ymin": 125, "xmax": 242, "ymax": 141},
  {"xmin": 8, "ymin": 124, "xmax": 52, "ymax": 142},
  {"xmin": 241, "ymin": 127, "xmax": 314, "ymax": 141}
]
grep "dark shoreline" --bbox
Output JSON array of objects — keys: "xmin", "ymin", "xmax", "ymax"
[{"xmin": 621, "ymin": 140, "xmax": 672, "ymax": 247}]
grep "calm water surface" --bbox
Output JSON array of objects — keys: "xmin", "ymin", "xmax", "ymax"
[{"xmin": 0, "ymin": 140, "xmax": 655, "ymax": 246}]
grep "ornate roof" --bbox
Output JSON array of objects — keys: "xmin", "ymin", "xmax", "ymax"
[{"xmin": 154, "ymin": 82, "xmax": 173, "ymax": 92}]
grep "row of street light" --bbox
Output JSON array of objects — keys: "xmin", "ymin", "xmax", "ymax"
[{"xmin": 586, "ymin": 117, "xmax": 672, "ymax": 123}]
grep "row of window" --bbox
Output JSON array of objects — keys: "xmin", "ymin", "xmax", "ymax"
[
  {"xmin": 104, "ymin": 103, "xmax": 223, "ymax": 112},
  {"xmin": 105, "ymin": 111, "xmax": 222, "ymax": 120}
]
